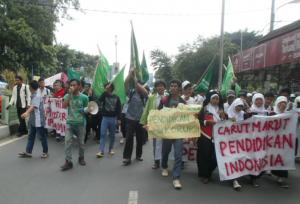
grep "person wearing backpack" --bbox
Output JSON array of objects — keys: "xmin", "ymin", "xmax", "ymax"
[
  {"xmin": 122, "ymin": 70, "xmax": 148, "ymax": 166},
  {"xmin": 37, "ymin": 78, "xmax": 50, "ymax": 98},
  {"xmin": 7, "ymin": 76, "xmax": 31, "ymax": 137}
]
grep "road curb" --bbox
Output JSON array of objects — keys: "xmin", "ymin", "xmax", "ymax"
[{"xmin": 0, "ymin": 125, "xmax": 10, "ymax": 140}]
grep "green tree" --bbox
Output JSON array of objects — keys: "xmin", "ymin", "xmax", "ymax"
[
  {"xmin": 150, "ymin": 49, "xmax": 173, "ymax": 83},
  {"xmin": 0, "ymin": 0, "xmax": 80, "ymax": 78},
  {"xmin": 170, "ymin": 31, "xmax": 261, "ymax": 87}
]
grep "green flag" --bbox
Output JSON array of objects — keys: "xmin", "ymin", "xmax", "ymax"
[
  {"xmin": 97, "ymin": 45, "xmax": 111, "ymax": 74},
  {"xmin": 92, "ymin": 53, "xmax": 109, "ymax": 97},
  {"xmin": 112, "ymin": 66, "xmax": 126, "ymax": 104},
  {"xmin": 140, "ymin": 51, "xmax": 149, "ymax": 83},
  {"xmin": 194, "ymin": 56, "xmax": 215, "ymax": 93},
  {"xmin": 129, "ymin": 23, "xmax": 142, "ymax": 82},
  {"xmin": 67, "ymin": 68, "xmax": 81, "ymax": 80},
  {"xmin": 235, "ymin": 83, "xmax": 241, "ymax": 96},
  {"xmin": 221, "ymin": 57, "xmax": 235, "ymax": 97}
]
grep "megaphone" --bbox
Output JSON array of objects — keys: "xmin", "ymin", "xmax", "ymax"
[{"xmin": 84, "ymin": 101, "xmax": 99, "ymax": 115}]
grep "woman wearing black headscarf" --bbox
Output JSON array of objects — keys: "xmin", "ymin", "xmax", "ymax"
[{"xmin": 196, "ymin": 91, "xmax": 226, "ymax": 184}]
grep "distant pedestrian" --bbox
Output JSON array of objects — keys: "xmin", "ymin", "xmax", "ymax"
[{"xmin": 7, "ymin": 76, "xmax": 31, "ymax": 137}]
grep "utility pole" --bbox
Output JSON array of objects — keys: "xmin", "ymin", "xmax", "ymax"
[
  {"xmin": 240, "ymin": 30, "xmax": 243, "ymax": 71},
  {"xmin": 270, "ymin": 0, "xmax": 275, "ymax": 32},
  {"xmin": 115, "ymin": 35, "xmax": 118, "ymax": 64},
  {"xmin": 218, "ymin": 0, "xmax": 225, "ymax": 89}
]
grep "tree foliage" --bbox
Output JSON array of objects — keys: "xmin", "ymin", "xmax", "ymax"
[
  {"xmin": 151, "ymin": 49, "xmax": 173, "ymax": 83},
  {"xmin": 0, "ymin": 0, "xmax": 84, "ymax": 80},
  {"xmin": 152, "ymin": 31, "xmax": 262, "ymax": 88}
]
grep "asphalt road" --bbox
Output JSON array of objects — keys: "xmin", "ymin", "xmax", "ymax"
[{"xmin": 0, "ymin": 134, "xmax": 300, "ymax": 204}]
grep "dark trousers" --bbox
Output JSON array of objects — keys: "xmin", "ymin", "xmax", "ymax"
[
  {"xmin": 271, "ymin": 170, "xmax": 288, "ymax": 178},
  {"xmin": 26, "ymin": 125, "xmax": 48, "ymax": 154},
  {"xmin": 196, "ymin": 136, "xmax": 217, "ymax": 178},
  {"xmin": 85, "ymin": 114, "xmax": 101, "ymax": 142},
  {"xmin": 123, "ymin": 118, "xmax": 144, "ymax": 160},
  {"xmin": 17, "ymin": 107, "xmax": 27, "ymax": 134},
  {"xmin": 120, "ymin": 113, "xmax": 126, "ymax": 138}
]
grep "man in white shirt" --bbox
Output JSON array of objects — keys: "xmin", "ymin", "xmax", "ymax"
[
  {"xmin": 37, "ymin": 78, "xmax": 50, "ymax": 98},
  {"xmin": 7, "ymin": 76, "xmax": 31, "ymax": 136},
  {"xmin": 224, "ymin": 90, "xmax": 236, "ymax": 113}
]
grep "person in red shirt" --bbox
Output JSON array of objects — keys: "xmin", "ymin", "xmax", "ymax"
[
  {"xmin": 52, "ymin": 80, "xmax": 65, "ymax": 98},
  {"xmin": 51, "ymin": 80, "xmax": 65, "ymax": 142},
  {"xmin": 197, "ymin": 91, "xmax": 226, "ymax": 184}
]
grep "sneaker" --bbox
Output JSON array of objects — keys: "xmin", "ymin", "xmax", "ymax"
[
  {"xmin": 120, "ymin": 138, "xmax": 125, "ymax": 144},
  {"xmin": 41, "ymin": 153, "xmax": 48, "ymax": 159},
  {"xmin": 78, "ymin": 157, "xmax": 86, "ymax": 166},
  {"xmin": 123, "ymin": 159, "xmax": 131, "ymax": 166},
  {"xmin": 173, "ymin": 179, "xmax": 182, "ymax": 190},
  {"xmin": 152, "ymin": 160, "xmax": 160, "ymax": 169},
  {"xmin": 18, "ymin": 152, "xmax": 32, "ymax": 158},
  {"xmin": 136, "ymin": 157, "xmax": 143, "ymax": 162},
  {"xmin": 60, "ymin": 160, "xmax": 73, "ymax": 171},
  {"xmin": 277, "ymin": 177, "xmax": 289, "ymax": 189},
  {"xmin": 162, "ymin": 169, "xmax": 169, "ymax": 177},
  {"xmin": 233, "ymin": 180, "xmax": 242, "ymax": 191},
  {"xmin": 109, "ymin": 150, "xmax": 115, "ymax": 155},
  {"xmin": 96, "ymin": 152, "xmax": 104, "ymax": 158}
]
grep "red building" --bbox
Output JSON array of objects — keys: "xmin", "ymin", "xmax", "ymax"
[{"xmin": 233, "ymin": 20, "xmax": 300, "ymax": 93}]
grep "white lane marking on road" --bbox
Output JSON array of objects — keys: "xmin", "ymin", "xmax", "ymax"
[
  {"xmin": 128, "ymin": 190, "xmax": 138, "ymax": 204},
  {"xmin": 0, "ymin": 136, "xmax": 26, "ymax": 148}
]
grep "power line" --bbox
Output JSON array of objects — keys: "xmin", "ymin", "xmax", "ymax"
[{"xmin": 11, "ymin": 0, "xmax": 271, "ymax": 17}]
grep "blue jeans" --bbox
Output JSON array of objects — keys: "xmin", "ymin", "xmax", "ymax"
[
  {"xmin": 26, "ymin": 125, "xmax": 48, "ymax": 154},
  {"xmin": 99, "ymin": 116, "xmax": 117, "ymax": 152},
  {"xmin": 161, "ymin": 139, "xmax": 183, "ymax": 179}
]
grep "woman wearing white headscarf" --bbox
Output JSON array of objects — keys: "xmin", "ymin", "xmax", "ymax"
[
  {"xmin": 250, "ymin": 93, "xmax": 267, "ymax": 116},
  {"xmin": 271, "ymin": 96, "xmax": 289, "ymax": 188},
  {"xmin": 273, "ymin": 96, "xmax": 288, "ymax": 114},
  {"xmin": 226, "ymin": 98, "xmax": 246, "ymax": 190},
  {"xmin": 227, "ymin": 98, "xmax": 245, "ymax": 122},
  {"xmin": 293, "ymin": 96, "xmax": 300, "ymax": 159}
]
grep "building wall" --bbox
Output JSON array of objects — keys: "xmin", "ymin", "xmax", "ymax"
[{"xmin": 237, "ymin": 62, "xmax": 300, "ymax": 94}]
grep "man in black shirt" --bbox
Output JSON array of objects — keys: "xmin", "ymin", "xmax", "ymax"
[{"xmin": 96, "ymin": 83, "xmax": 121, "ymax": 158}]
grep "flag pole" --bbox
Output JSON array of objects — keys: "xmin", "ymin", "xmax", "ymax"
[{"xmin": 196, "ymin": 55, "xmax": 216, "ymax": 85}]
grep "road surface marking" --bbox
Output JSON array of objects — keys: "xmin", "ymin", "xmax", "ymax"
[
  {"xmin": 128, "ymin": 190, "xmax": 138, "ymax": 204},
  {"xmin": 0, "ymin": 136, "xmax": 26, "ymax": 148}
]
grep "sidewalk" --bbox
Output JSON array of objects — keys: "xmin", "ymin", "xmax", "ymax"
[{"xmin": 0, "ymin": 124, "xmax": 10, "ymax": 140}]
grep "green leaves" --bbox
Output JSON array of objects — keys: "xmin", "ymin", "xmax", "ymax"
[{"xmin": 0, "ymin": 0, "xmax": 81, "ymax": 78}]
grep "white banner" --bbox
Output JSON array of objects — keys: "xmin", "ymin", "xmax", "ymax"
[
  {"xmin": 43, "ymin": 97, "xmax": 67, "ymax": 136},
  {"xmin": 213, "ymin": 112, "xmax": 298, "ymax": 181}
]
